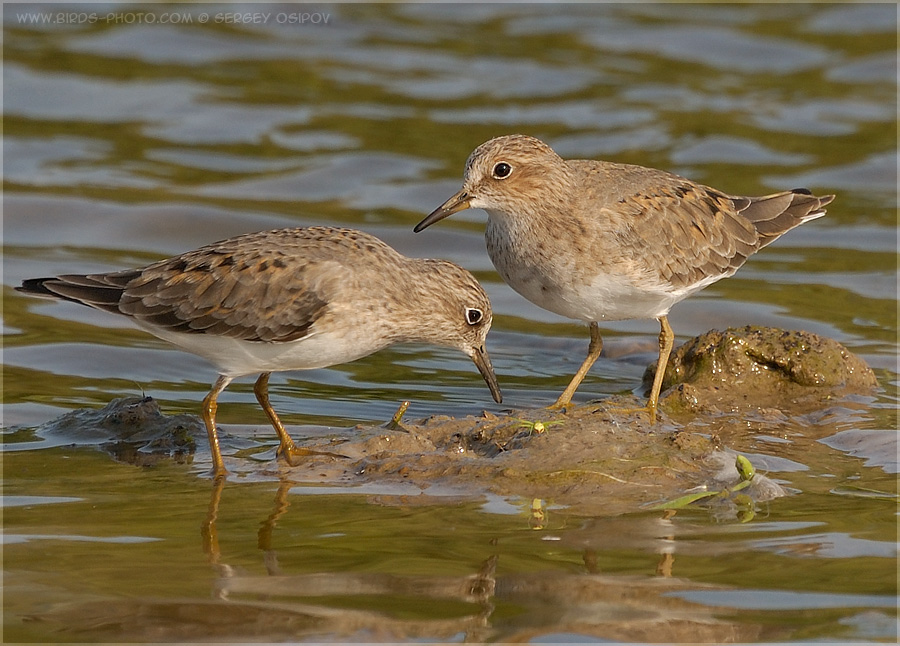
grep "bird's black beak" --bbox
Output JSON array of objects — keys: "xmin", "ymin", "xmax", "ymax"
[
  {"xmin": 414, "ymin": 189, "xmax": 472, "ymax": 232},
  {"xmin": 470, "ymin": 343, "xmax": 502, "ymax": 404}
]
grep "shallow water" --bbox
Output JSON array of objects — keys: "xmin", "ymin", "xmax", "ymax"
[{"xmin": 3, "ymin": 3, "xmax": 898, "ymax": 643}]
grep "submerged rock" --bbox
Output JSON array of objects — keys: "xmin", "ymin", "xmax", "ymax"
[
  {"xmin": 34, "ymin": 396, "xmax": 201, "ymax": 466},
  {"xmin": 642, "ymin": 326, "xmax": 877, "ymax": 414}
]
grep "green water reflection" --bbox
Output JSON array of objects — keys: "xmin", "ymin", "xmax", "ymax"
[{"xmin": 4, "ymin": 445, "xmax": 897, "ymax": 642}]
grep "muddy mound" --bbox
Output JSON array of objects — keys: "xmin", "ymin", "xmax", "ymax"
[{"xmin": 643, "ymin": 326, "xmax": 877, "ymax": 415}]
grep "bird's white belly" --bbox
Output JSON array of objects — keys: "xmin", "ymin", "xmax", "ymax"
[
  {"xmin": 135, "ymin": 322, "xmax": 382, "ymax": 378},
  {"xmin": 501, "ymin": 265, "xmax": 680, "ymax": 322}
]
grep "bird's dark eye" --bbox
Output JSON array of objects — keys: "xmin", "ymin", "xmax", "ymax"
[
  {"xmin": 492, "ymin": 162, "xmax": 512, "ymax": 179},
  {"xmin": 465, "ymin": 308, "xmax": 483, "ymax": 325}
]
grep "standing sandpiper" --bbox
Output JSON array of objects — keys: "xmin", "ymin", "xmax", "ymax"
[
  {"xmin": 18, "ymin": 226, "xmax": 502, "ymax": 476},
  {"xmin": 415, "ymin": 134, "xmax": 833, "ymax": 420}
]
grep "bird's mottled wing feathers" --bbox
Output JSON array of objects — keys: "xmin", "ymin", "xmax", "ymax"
[
  {"xmin": 572, "ymin": 162, "xmax": 834, "ymax": 292},
  {"xmin": 19, "ymin": 228, "xmax": 382, "ymax": 343},
  {"xmin": 588, "ymin": 168, "xmax": 759, "ymax": 290},
  {"xmin": 122, "ymin": 231, "xmax": 366, "ymax": 342}
]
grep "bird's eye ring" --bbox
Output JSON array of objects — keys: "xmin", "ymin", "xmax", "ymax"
[
  {"xmin": 492, "ymin": 162, "xmax": 512, "ymax": 179},
  {"xmin": 465, "ymin": 308, "xmax": 483, "ymax": 325}
]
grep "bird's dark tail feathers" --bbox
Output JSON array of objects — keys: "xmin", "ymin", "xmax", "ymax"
[
  {"xmin": 16, "ymin": 274, "xmax": 129, "ymax": 315},
  {"xmin": 735, "ymin": 189, "xmax": 834, "ymax": 249}
]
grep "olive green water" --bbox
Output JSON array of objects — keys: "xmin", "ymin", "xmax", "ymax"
[{"xmin": 3, "ymin": 3, "xmax": 898, "ymax": 643}]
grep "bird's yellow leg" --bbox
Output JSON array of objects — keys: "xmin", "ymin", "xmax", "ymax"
[
  {"xmin": 202, "ymin": 375, "xmax": 232, "ymax": 478},
  {"xmin": 605, "ymin": 316, "xmax": 674, "ymax": 423},
  {"xmin": 253, "ymin": 372, "xmax": 347, "ymax": 466},
  {"xmin": 549, "ymin": 322, "xmax": 603, "ymax": 411},
  {"xmin": 646, "ymin": 315, "xmax": 675, "ymax": 422}
]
